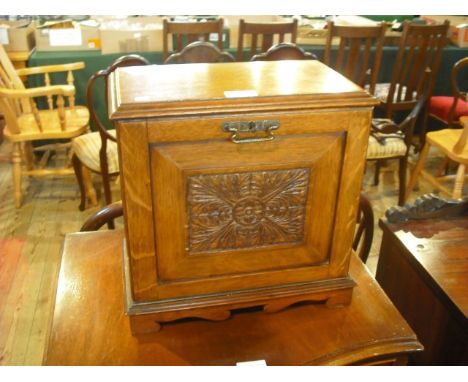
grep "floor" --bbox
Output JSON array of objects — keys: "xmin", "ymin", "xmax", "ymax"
[{"xmin": 0, "ymin": 134, "xmax": 455, "ymax": 365}]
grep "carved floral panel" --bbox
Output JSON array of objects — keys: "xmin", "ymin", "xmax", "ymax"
[{"xmin": 187, "ymin": 168, "xmax": 310, "ymax": 253}]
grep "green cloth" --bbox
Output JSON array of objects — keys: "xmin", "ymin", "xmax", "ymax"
[
  {"xmin": 28, "ymin": 44, "xmax": 468, "ymax": 130},
  {"xmin": 362, "ymin": 15, "xmax": 415, "ymax": 23}
]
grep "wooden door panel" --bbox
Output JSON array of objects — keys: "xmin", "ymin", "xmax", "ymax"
[{"xmin": 151, "ymin": 132, "xmax": 345, "ymax": 287}]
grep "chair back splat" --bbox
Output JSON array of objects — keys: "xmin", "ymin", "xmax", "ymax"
[
  {"xmin": 237, "ymin": 18, "xmax": 298, "ymax": 61},
  {"xmin": 376, "ymin": 21, "xmax": 450, "ymax": 119},
  {"xmin": 324, "ymin": 21, "xmax": 387, "ymax": 95},
  {"xmin": 162, "ymin": 18, "xmax": 224, "ymax": 62}
]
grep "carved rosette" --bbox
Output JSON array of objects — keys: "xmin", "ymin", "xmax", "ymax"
[{"xmin": 187, "ymin": 168, "xmax": 310, "ymax": 253}]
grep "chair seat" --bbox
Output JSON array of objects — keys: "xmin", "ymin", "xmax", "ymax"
[
  {"xmin": 367, "ymin": 133, "xmax": 407, "ymax": 159},
  {"xmin": 5, "ymin": 106, "xmax": 89, "ymax": 142},
  {"xmin": 72, "ymin": 129, "xmax": 119, "ymax": 173},
  {"xmin": 370, "ymin": 83, "xmax": 417, "ymax": 103},
  {"xmin": 427, "ymin": 129, "xmax": 468, "ymax": 163},
  {"xmin": 429, "ymin": 96, "xmax": 468, "ymax": 123}
]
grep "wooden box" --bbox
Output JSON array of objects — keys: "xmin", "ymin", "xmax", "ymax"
[{"xmin": 108, "ymin": 61, "xmax": 378, "ymax": 334}]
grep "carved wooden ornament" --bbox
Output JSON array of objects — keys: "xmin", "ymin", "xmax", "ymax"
[{"xmin": 187, "ymin": 168, "xmax": 310, "ymax": 253}]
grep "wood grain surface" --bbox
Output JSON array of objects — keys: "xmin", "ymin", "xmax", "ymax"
[
  {"xmin": 108, "ymin": 60, "xmax": 377, "ymax": 120},
  {"xmin": 112, "ymin": 61, "xmax": 377, "ymax": 324},
  {"xmin": 44, "ymin": 229, "xmax": 422, "ymax": 366},
  {"xmin": 376, "ymin": 215, "xmax": 468, "ymax": 365}
]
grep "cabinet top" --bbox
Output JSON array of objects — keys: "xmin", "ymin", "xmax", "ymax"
[{"xmin": 109, "ymin": 60, "xmax": 378, "ymax": 120}]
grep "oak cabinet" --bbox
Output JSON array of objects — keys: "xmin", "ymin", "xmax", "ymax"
[{"xmin": 109, "ymin": 60, "xmax": 378, "ymax": 333}]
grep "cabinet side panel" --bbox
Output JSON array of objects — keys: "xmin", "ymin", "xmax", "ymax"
[
  {"xmin": 328, "ymin": 109, "xmax": 372, "ymax": 277},
  {"xmin": 117, "ymin": 120, "xmax": 158, "ymax": 300}
]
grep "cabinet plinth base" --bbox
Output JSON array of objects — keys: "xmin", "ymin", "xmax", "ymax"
[
  {"xmin": 122, "ymin": 239, "xmax": 355, "ymax": 335},
  {"xmin": 124, "ymin": 276, "xmax": 355, "ymax": 335}
]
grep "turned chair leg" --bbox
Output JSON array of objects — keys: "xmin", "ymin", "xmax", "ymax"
[
  {"xmin": 100, "ymin": 146, "xmax": 116, "ymax": 229},
  {"xmin": 100, "ymin": 148, "xmax": 113, "ymax": 207},
  {"xmin": 102, "ymin": 172, "xmax": 112, "ymax": 207},
  {"xmin": 398, "ymin": 157, "xmax": 407, "ymax": 206},
  {"xmin": 12, "ymin": 142, "xmax": 23, "ymax": 208},
  {"xmin": 452, "ymin": 164, "xmax": 466, "ymax": 200},
  {"xmin": 101, "ymin": 166, "xmax": 115, "ymax": 229},
  {"xmin": 72, "ymin": 154, "xmax": 87, "ymax": 211},
  {"xmin": 405, "ymin": 142, "xmax": 430, "ymax": 202},
  {"xmin": 23, "ymin": 142, "xmax": 35, "ymax": 171},
  {"xmin": 82, "ymin": 166, "xmax": 98, "ymax": 209},
  {"xmin": 374, "ymin": 160, "xmax": 381, "ymax": 186}
]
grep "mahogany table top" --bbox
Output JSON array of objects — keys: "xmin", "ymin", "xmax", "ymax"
[
  {"xmin": 379, "ymin": 216, "xmax": 468, "ymax": 324},
  {"xmin": 44, "ymin": 230, "xmax": 421, "ymax": 366}
]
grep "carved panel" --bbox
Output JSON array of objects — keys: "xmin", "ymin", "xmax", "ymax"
[{"xmin": 187, "ymin": 168, "xmax": 310, "ymax": 253}]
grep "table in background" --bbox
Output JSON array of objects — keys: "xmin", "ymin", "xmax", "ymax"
[
  {"xmin": 44, "ymin": 230, "xmax": 422, "ymax": 366},
  {"xmin": 376, "ymin": 215, "xmax": 468, "ymax": 365}
]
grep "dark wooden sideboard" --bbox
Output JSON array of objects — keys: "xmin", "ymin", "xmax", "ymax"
[
  {"xmin": 43, "ymin": 230, "xmax": 422, "ymax": 366},
  {"xmin": 376, "ymin": 213, "xmax": 468, "ymax": 365}
]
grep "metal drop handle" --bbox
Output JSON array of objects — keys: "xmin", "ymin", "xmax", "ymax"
[{"xmin": 222, "ymin": 120, "xmax": 280, "ymax": 144}]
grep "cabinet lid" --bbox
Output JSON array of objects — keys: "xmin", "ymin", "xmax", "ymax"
[{"xmin": 109, "ymin": 60, "xmax": 378, "ymax": 120}]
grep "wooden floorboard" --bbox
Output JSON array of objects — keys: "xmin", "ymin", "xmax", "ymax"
[
  {"xmin": 0, "ymin": 136, "xmax": 464, "ymax": 365},
  {"xmin": 0, "ymin": 140, "xmax": 120, "ymax": 365}
]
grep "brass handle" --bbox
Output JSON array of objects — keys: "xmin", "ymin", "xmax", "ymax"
[{"xmin": 222, "ymin": 120, "xmax": 280, "ymax": 144}]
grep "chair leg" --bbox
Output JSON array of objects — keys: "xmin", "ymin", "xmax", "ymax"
[
  {"xmin": 374, "ymin": 160, "xmax": 381, "ymax": 186},
  {"xmin": 436, "ymin": 156, "xmax": 451, "ymax": 177},
  {"xmin": 452, "ymin": 164, "xmax": 466, "ymax": 200},
  {"xmin": 416, "ymin": 105, "xmax": 430, "ymax": 153},
  {"xmin": 23, "ymin": 142, "xmax": 35, "ymax": 171},
  {"xmin": 72, "ymin": 154, "xmax": 87, "ymax": 211},
  {"xmin": 12, "ymin": 143, "xmax": 22, "ymax": 208},
  {"xmin": 82, "ymin": 166, "xmax": 98, "ymax": 208},
  {"xmin": 100, "ymin": 146, "xmax": 116, "ymax": 229},
  {"xmin": 398, "ymin": 157, "xmax": 408, "ymax": 206},
  {"xmin": 101, "ymin": 167, "xmax": 115, "ymax": 230},
  {"xmin": 405, "ymin": 142, "xmax": 430, "ymax": 202},
  {"xmin": 100, "ymin": 159, "xmax": 112, "ymax": 206}
]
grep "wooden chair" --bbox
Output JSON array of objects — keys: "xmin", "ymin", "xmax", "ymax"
[
  {"xmin": 162, "ymin": 18, "xmax": 224, "ymax": 62},
  {"xmin": 367, "ymin": 95, "xmax": 427, "ymax": 206},
  {"xmin": 164, "ymin": 41, "xmax": 234, "ymax": 64},
  {"xmin": 406, "ymin": 116, "xmax": 468, "ymax": 201},
  {"xmin": 250, "ymin": 42, "xmax": 317, "ymax": 61},
  {"xmin": 0, "ymin": 44, "xmax": 89, "ymax": 208},
  {"xmin": 323, "ymin": 21, "xmax": 386, "ymax": 95},
  {"xmin": 72, "ymin": 55, "xmax": 150, "ymax": 212},
  {"xmin": 420, "ymin": 57, "xmax": 468, "ymax": 147},
  {"xmin": 375, "ymin": 21, "xmax": 450, "ymax": 119},
  {"xmin": 237, "ymin": 18, "xmax": 298, "ymax": 61},
  {"xmin": 353, "ymin": 193, "xmax": 374, "ymax": 264},
  {"xmin": 80, "ymin": 200, "xmax": 123, "ymax": 232}
]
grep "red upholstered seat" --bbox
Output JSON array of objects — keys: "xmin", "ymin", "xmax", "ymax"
[{"xmin": 430, "ymin": 96, "xmax": 468, "ymax": 123}]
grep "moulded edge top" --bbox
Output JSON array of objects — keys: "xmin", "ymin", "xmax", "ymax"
[{"xmin": 108, "ymin": 61, "xmax": 379, "ymax": 120}]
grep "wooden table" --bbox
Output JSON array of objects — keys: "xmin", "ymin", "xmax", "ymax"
[
  {"xmin": 376, "ymin": 216, "xmax": 468, "ymax": 365},
  {"xmin": 44, "ymin": 230, "xmax": 422, "ymax": 366}
]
